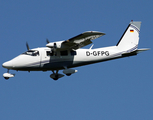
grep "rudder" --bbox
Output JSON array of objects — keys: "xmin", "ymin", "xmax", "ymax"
[{"xmin": 116, "ymin": 21, "xmax": 141, "ymax": 52}]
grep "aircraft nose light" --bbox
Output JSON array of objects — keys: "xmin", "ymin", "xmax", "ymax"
[{"xmin": 2, "ymin": 61, "xmax": 13, "ymax": 69}]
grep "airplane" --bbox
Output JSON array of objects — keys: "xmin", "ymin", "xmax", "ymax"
[{"xmin": 2, "ymin": 21, "xmax": 149, "ymax": 80}]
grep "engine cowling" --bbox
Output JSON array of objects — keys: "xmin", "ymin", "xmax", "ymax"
[{"xmin": 46, "ymin": 41, "xmax": 67, "ymax": 50}]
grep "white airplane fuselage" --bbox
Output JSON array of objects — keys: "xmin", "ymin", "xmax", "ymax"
[
  {"xmin": 3, "ymin": 46, "xmax": 122, "ymax": 71},
  {"xmin": 2, "ymin": 21, "xmax": 149, "ymax": 80}
]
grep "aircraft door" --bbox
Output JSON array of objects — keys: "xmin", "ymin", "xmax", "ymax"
[
  {"xmin": 40, "ymin": 49, "xmax": 59, "ymax": 69},
  {"xmin": 40, "ymin": 49, "xmax": 50, "ymax": 68}
]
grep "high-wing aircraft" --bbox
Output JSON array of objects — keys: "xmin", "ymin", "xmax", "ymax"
[{"xmin": 2, "ymin": 21, "xmax": 149, "ymax": 80}]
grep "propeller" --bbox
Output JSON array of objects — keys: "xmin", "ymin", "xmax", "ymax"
[
  {"xmin": 46, "ymin": 39, "xmax": 57, "ymax": 55},
  {"xmin": 26, "ymin": 42, "xmax": 30, "ymax": 50},
  {"xmin": 46, "ymin": 38, "xmax": 50, "ymax": 44},
  {"xmin": 54, "ymin": 43, "xmax": 57, "ymax": 48}
]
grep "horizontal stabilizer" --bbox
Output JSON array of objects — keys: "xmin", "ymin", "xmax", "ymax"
[
  {"xmin": 135, "ymin": 48, "xmax": 150, "ymax": 53},
  {"xmin": 122, "ymin": 48, "xmax": 150, "ymax": 57}
]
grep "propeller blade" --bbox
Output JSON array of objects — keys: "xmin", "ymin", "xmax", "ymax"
[
  {"xmin": 26, "ymin": 42, "xmax": 30, "ymax": 50},
  {"xmin": 54, "ymin": 43, "xmax": 57, "ymax": 48},
  {"xmin": 46, "ymin": 39, "xmax": 50, "ymax": 44}
]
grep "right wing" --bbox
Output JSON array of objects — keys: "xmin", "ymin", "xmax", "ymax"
[
  {"xmin": 62, "ymin": 31, "xmax": 105, "ymax": 50},
  {"xmin": 46, "ymin": 31, "xmax": 105, "ymax": 50}
]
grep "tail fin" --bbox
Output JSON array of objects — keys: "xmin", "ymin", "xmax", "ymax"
[{"xmin": 116, "ymin": 21, "xmax": 141, "ymax": 52}]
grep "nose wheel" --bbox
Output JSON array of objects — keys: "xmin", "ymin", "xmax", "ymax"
[
  {"xmin": 3, "ymin": 69, "xmax": 15, "ymax": 80},
  {"xmin": 4, "ymin": 77, "xmax": 9, "ymax": 80}
]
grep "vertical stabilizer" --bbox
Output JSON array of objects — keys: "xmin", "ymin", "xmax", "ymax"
[{"xmin": 116, "ymin": 21, "xmax": 141, "ymax": 52}]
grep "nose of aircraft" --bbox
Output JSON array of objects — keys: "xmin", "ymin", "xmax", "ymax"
[{"xmin": 2, "ymin": 61, "xmax": 13, "ymax": 69}]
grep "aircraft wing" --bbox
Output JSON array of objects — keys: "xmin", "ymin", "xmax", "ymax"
[{"xmin": 62, "ymin": 31, "xmax": 105, "ymax": 50}]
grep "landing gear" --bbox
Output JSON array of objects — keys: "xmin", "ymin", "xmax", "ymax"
[
  {"xmin": 51, "ymin": 74, "xmax": 59, "ymax": 80},
  {"xmin": 50, "ymin": 70, "xmax": 64, "ymax": 80},
  {"xmin": 3, "ymin": 69, "xmax": 15, "ymax": 80},
  {"xmin": 4, "ymin": 77, "xmax": 9, "ymax": 80},
  {"xmin": 53, "ymin": 75, "xmax": 58, "ymax": 80}
]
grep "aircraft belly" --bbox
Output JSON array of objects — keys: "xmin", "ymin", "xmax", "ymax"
[
  {"xmin": 41, "ymin": 58, "xmax": 74, "ymax": 70},
  {"xmin": 43, "ymin": 61, "xmax": 73, "ymax": 70}
]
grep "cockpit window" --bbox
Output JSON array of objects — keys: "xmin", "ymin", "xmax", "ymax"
[{"xmin": 22, "ymin": 50, "xmax": 39, "ymax": 56}]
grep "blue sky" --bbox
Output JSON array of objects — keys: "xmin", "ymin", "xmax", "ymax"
[{"xmin": 0, "ymin": 0, "xmax": 153, "ymax": 120}]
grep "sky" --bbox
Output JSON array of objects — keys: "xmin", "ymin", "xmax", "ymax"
[{"xmin": 0, "ymin": 0, "xmax": 153, "ymax": 120}]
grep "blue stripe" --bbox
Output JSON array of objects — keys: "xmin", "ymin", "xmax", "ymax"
[{"xmin": 130, "ymin": 24, "xmax": 140, "ymax": 33}]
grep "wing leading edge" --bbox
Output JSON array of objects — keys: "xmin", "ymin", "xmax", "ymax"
[
  {"xmin": 46, "ymin": 31, "xmax": 105, "ymax": 50},
  {"xmin": 62, "ymin": 31, "xmax": 105, "ymax": 50}
]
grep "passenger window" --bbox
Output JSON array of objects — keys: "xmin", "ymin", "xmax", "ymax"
[
  {"xmin": 60, "ymin": 50, "xmax": 68, "ymax": 56},
  {"xmin": 46, "ymin": 51, "xmax": 51, "ymax": 56},
  {"xmin": 46, "ymin": 51, "xmax": 55, "ymax": 56},
  {"xmin": 71, "ymin": 50, "xmax": 77, "ymax": 56}
]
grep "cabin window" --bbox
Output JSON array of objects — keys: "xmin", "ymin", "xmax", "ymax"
[
  {"xmin": 46, "ymin": 51, "xmax": 54, "ymax": 56},
  {"xmin": 22, "ymin": 50, "xmax": 39, "ymax": 56},
  {"xmin": 60, "ymin": 50, "xmax": 68, "ymax": 56},
  {"xmin": 71, "ymin": 50, "xmax": 77, "ymax": 56},
  {"xmin": 46, "ymin": 51, "xmax": 58, "ymax": 56},
  {"xmin": 46, "ymin": 51, "xmax": 50, "ymax": 56}
]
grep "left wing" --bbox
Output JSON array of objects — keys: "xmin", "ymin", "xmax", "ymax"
[{"xmin": 62, "ymin": 31, "xmax": 105, "ymax": 50}]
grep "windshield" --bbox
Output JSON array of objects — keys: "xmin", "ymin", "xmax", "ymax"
[{"xmin": 22, "ymin": 50, "xmax": 39, "ymax": 56}]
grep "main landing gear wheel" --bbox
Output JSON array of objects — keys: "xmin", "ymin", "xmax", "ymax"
[
  {"xmin": 50, "ymin": 74, "xmax": 64, "ymax": 80},
  {"xmin": 53, "ymin": 75, "xmax": 59, "ymax": 80},
  {"xmin": 50, "ymin": 70, "xmax": 64, "ymax": 80}
]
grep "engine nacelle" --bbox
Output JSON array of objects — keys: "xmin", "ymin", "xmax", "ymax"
[
  {"xmin": 46, "ymin": 41, "xmax": 67, "ymax": 50},
  {"xmin": 63, "ymin": 69, "xmax": 78, "ymax": 76},
  {"xmin": 3, "ymin": 73, "xmax": 15, "ymax": 80}
]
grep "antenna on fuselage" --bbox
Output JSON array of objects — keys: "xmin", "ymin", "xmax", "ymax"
[{"xmin": 89, "ymin": 44, "xmax": 94, "ymax": 49}]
